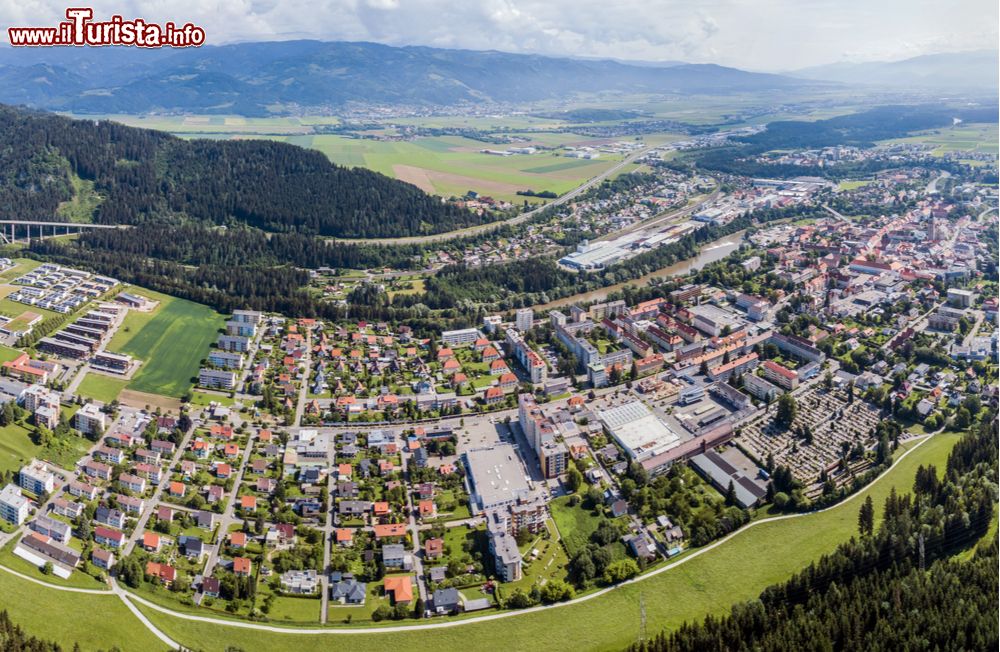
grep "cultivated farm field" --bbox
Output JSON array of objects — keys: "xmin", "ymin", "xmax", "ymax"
[{"xmin": 107, "ymin": 288, "xmax": 224, "ymax": 398}]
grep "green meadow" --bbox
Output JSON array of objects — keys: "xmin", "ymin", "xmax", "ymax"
[{"xmin": 107, "ymin": 288, "xmax": 224, "ymax": 398}]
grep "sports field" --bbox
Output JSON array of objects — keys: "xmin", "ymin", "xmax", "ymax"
[
  {"xmin": 107, "ymin": 289, "xmax": 223, "ymax": 398},
  {"xmin": 76, "ymin": 373, "xmax": 129, "ymax": 404}
]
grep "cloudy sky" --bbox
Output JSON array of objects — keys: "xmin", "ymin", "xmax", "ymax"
[{"xmin": 1, "ymin": 0, "xmax": 996, "ymax": 70}]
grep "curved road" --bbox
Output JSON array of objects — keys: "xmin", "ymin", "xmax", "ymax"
[
  {"xmin": 0, "ymin": 431, "xmax": 937, "ymax": 646},
  {"xmin": 332, "ymin": 144, "xmax": 661, "ymax": 246}
]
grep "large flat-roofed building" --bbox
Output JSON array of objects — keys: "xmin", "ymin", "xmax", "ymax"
[
  {"xmin": 91, "ymin": 351, "xmax": 132, "ymax": 374},
  {"xmin": 761, "ymin": 360, "xmax": 798, "ymax": 390},
  {"xmin": 19, "ymin": 459, "xmax": 55, "ymax": 495},
  {"xmin": 0, "ymin": 483, "xmax": 28, "ymax": 524},
  {"xmin": 946, "ymin": 288, "xmax": 975, "ymax": 308},
  {"xmin": 687, "ymin": 304, "xmax": 742, "ymax": 337},
  {"xmin": 199, "ymin": 368, "xmax": 237, "ymax": 390},
  {"xmin": 485, "ymin": 509, "xmax": 523, "ymax": 582},
  {"xmin": 598, "ymin": 400, "xmax": 681, "ymax": 461},
  {"xmin": 218, "ymin": 334, "xmax": 251, "ymax": 352},
  {"xmin": 464, "ymin": 444, "xmax": 531, "ymax": 512},
  {"xmin": 75, "ymin": 403, "xmax": 106, "ymax": 436},
  {"xmin": 37, "ymin": 337, "xmax": 89, "ymax": 359},
  {"xmin": 208, "ymin": 350, "xmax": 245, "ymax": 370},
  {"xmin": 441, "ymin": 328, "xmax": 482, "ymax": 347},
  {"xmin": 515, "ymin": 308, "xmax": 534, "ymax": 332},
  {"xmin": 231, "ymin": 309, "xmax": 264, "ymax": 325}
]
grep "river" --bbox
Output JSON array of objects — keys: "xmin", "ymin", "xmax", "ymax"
[{"xmin": 534, "ymin": 229, "xmax": 746, "ymax": 311}]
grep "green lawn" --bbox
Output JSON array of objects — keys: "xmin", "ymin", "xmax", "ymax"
[
  {"xmin": 0, "ymin": 344, "xmax": 23, "ymax": 363},
  {"xmin": 190, "ymin": 391, "xmax": 236, "ymax": 407},
  {"xmin": 267, "ymin": 595, "xmax": 322, "ymax": 623},
  {"xmin": 134, "ymin": 431, "xmax": 964, "ymax": 651},
  {"xmin": 76, "ymin": 373, "xmax": 129, "ymax": 403},
  {"xmin": 107, "ymin": 290, "xmax": 224, "ymax": 397}
]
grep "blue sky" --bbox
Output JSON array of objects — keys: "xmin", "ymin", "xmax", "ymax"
[{"xmin": 0, "ymin": 0, "xmax": 996, "ymax": 69}]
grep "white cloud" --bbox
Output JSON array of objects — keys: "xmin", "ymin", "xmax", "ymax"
[{"xmin": 0, "ymin": 0, "xmax": 994, "ymax": 69}]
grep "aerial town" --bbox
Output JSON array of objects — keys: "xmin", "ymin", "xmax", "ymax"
[
  {"xmin": 0, "ymin": 129, "xmax": 994, "ymax": 634},
  {"xmin": 0, "ymin": 3, "xmax": 995, "ymax": 649}
]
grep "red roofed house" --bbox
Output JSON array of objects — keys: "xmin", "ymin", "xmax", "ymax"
[
  {"xmin": 145, "ymin": 561, "xmax": 176, "ymax": 585},
  {"xmin": 424, "ymin": 537, "xmax": 444, "ymax": 559},
  {"xmin": 484, "ymin": 386, "xmax": 504, "ymax": 405},
  {"xmin": 142, "ymin": 531, "xmax": 161, "ymax": 553},
  {"xmin": 232, "ymin": 556, "xmax": 252, "ymax": 577},
  {"xmin": 383, "ymin": 575, "xmax": 413, "ymax": 604},
  {"xmin": 489, "ymin": 359, "xmax": 509, "ymax": 376},
  {"xmin": 373, "ymin": 523, "xmax": 407, "ymax": 540}
]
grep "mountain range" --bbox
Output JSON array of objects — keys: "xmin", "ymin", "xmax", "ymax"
[
  {"xmin": 0, "ymin": 40, "xmax": 816, "ymax": 115},
  {"xmin": 791, "ymin": 50, "xmax": 998, "ymax": 91}
]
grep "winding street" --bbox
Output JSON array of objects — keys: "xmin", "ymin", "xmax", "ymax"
[{"xmin": 0, "ymin": 430, "xmax": 938, "ymax": 645}]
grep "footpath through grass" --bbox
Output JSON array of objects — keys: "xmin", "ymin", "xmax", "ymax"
[
  {"xmin": 107, "ymin": 289, "xmax": 224, "ymax": 398},
  {"xmin": 133, "ymin": 432, "xmax": 965, "ymax": 652}
]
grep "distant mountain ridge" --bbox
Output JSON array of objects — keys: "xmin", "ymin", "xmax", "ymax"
[
  {"xmin": 0, "ymin": 39, "xmax": 817, "ymax": 115},
  {"xmin": 790, "ymin": 50, "xmax": 998, "ymax": 90}
]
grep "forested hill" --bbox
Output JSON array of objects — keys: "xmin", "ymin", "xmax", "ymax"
[{"xmin": 0, "ymin": 104, "xmax": 485, "ymax": 238}]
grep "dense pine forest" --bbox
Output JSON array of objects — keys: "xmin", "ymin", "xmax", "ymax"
[
  {"xmin": 0, "ymin": 104, "xmax": 490, "ymax": 237},
  {"xmin": 629, "ymin": 414, "xmax": 999, "ymax": 652}
]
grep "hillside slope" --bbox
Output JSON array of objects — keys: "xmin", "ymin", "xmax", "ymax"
[{"xmin": 0, "ymin": 104, "xmax": 483, "ymax": 238}]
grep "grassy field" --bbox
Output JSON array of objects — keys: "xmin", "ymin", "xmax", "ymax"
[
  {"xmin": 838, "ymin": 179, "xmax": 873, "ymax": 191},
  {"xmin": 106, "ymin": 289, "xmax": 224, "ymax": 398},
  {"xmin": 0, "ymin": 417, "xmax": 88, "ymax": 475},
  {"xmin": 76, "ymin": 373, "xmax": 129, "ymax": 404},
  {"xmin": 880, "ymin": 122, "xmax": 999, "ymax": 156},
  {"xmin": 0, "ymin": 423, "xmax": 42, "ymax": 475},
  {"xmin": 0, "ymin": 568, "xmax": 166, "ymax": 650},
  {"xmin": 304, "ymin": 134, "xmax": 624, "ymax": 203},
  {"xmin": 190, "ymin": 391, "xmax": 236, "ymax": 407},
  {"xmin": 0, "ymin": 345, "xmax": 23, "ymax": 363},
  {"xmin": 131, "ymin": 431, "xmax": 963, "ymax": 651}
]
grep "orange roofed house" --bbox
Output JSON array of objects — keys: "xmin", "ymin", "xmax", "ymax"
[{"xmin": 383, "ymin": 575, "xmax": 413, "ymax": 604}]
